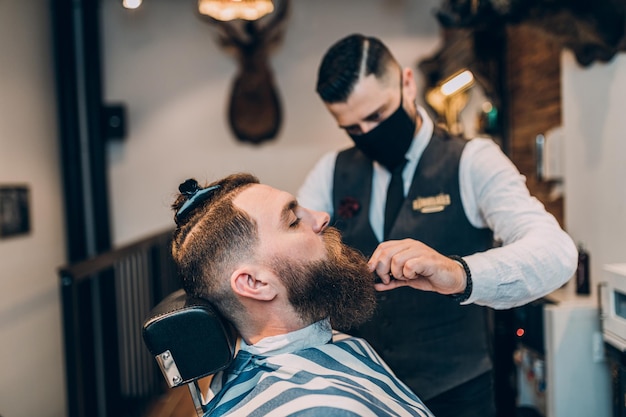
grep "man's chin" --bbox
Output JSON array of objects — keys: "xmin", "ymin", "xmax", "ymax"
[
  {"xmin": 324, "ymin": 263, "xmax": 377, "ymax": 331},
  {"xmin": 329, "ymin": 284, "xmax": 377, "ymax": 331},
  {"xmin": 277, "ymin": 227, "xmax": 378, "ymax": 331}
]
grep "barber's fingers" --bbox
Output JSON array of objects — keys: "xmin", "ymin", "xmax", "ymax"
[
  {"xmin": 368, "ymin": 239, "xmax": 432, "ymax": 282},
  {"xmin": 370, "ymin": 239, "xmax": 465, "ymax": 295},
  {"xmin": 374, "ymin": 273, "xmax": 437, "ymax": 292},
  {"xmin": 375, "ymin": 280, "xmax": 406, "ymax": 291}
]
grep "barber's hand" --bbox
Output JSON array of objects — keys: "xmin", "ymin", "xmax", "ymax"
[{"xmin": 368, "ymin": 239, "xmax": 466, "ymax": 295}]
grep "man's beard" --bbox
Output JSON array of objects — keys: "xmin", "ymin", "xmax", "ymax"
[{"xmin": 270, "ymin": 227, "xmax": 377, "ymax": 332}]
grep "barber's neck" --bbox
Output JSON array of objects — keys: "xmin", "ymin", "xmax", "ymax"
[{"xmin": 413, "ymin": 109, "xmax": 423, "ymax": 137}]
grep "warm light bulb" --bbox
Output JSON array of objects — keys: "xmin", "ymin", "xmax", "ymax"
[
  {"xmin": 198, "ymin": 0, "xmax": 274, "ymax": 21},
  {"xmin": 123, "ymin": 0, "xmax": 142, "ymax": 9}
]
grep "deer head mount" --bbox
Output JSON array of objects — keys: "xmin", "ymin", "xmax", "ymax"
[
  {"xmin": 199, "ymin": 0, "xmax": 290, "ymax": 145},
  {"xmin": 436, "ymin": 0, "xmax": 626, "ymax": 67}
]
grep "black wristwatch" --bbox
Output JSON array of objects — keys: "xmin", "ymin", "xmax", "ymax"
[{"xmin": 447, "ymin": 255, "xmax": 472, "ymax": 303}]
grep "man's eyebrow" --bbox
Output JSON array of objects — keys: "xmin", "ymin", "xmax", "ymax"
[
  {"xmin": 338, "ymin": 105, "xmax": 386, "ymax": 130},
  {"xmin": 280, "ymin": 199, "xmax": 298, "ymax": 225}
]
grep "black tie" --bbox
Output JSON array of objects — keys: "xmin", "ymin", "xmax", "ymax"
[{"xmin": 384, "ymin": 161, "xmax": 406, "ymax": 240}]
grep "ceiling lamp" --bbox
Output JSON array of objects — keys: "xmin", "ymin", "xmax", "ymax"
[
  {"xmin": 198, "ymin": 0, "xmax": 274, "ymax": 21},
  {"xmin": 122, "ymin": 0, "xmax": 142, "ymax": 9}
]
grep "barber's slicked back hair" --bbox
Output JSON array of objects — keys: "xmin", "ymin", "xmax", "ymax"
[
  {"xmin": 316, "ymin": 33, "xmax": 397, "ymax": 103},
  {"xmin": 170, "ymin": 173, "xmax": 259, "ymax": 324}
]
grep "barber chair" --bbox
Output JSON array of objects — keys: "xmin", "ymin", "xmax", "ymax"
[{"xmin": 142, "ymin": 289, "xmax": 238, "ymax": 417}]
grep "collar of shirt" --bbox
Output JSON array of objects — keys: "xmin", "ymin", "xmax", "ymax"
[{"xmin": 239, "ymin": 319, "xmax": 333, "ymax": 357}]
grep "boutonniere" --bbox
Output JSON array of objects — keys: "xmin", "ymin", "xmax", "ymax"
[{"xmin": 338, "ymin": 196, "xmax": 360, "ymax": 219}]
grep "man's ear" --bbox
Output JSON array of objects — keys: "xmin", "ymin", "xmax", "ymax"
[
  {"xmin": 402, "ymin": 66, "xmax": 418, "ymax": 101},
  {"xmin": 231, "ymin": 267, "xmax": 278, "ymax": 301}
]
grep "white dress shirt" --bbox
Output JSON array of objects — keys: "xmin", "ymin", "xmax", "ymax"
[{"xmin": 297, "ymin": 107, "xmax": 577, "ymax": 309}]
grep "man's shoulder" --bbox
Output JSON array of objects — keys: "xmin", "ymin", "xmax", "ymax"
[
  {"xmin": 327, "ymin": 331, "xmax": 384, "ymax": 363},
  {"xmin": 463, "ymin": 136, "xmax": 500, "ymax": 151},
  {"xmin": 335, "ymin": 146, "xmax": 366, "ymax": 166},
  {"xmin": 331, "ymin": 330, "xmax": 371, "ymax": 347},
  {"xmin": 331, "ymin": 330, "xmax": 353, "ymax": 342},
  {"xmin": 335, "ymin": 147, "xmax": 373, "ymax": 172}
]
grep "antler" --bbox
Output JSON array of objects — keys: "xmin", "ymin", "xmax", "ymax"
[
  {"xmin": 198, "ymin": 0, "xmax": 289, "ymax": 53},
  {"xmin": 252, "ymin": 0, "xmax": 290, "ymax": 45}
]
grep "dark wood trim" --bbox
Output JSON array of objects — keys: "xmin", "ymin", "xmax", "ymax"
[{"xmin": 51, "ymin": 0, "xmax": 111, "ymax": 264}]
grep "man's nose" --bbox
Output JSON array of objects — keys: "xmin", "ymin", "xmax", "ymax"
[
  {"xmin": 307, "ymin": 209, "xmax": 330, "ymax": 233},
  {"xmin": 357, "ymin": 121, "xmax": 379, "ymax": 135}
]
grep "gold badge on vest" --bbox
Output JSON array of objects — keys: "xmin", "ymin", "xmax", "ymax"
[{"xmin": 412, "ymin": 193, "xmax": 451, "ymax": 213}]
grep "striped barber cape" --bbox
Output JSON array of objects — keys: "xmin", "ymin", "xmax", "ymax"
[{"xmin": 203, "ymin": 320, "xmax": 434, "ymax": 416}]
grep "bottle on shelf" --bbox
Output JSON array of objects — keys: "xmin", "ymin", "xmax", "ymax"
[{"xmin": 575, "ymin": 243, "xmax": 590, "ymax": 295}]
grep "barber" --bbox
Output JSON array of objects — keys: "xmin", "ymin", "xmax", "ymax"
[{"xmin": 298, "ymin": 33, "xmax": 577, "ymax": 417}]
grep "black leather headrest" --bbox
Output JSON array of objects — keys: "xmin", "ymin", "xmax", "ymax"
[{"xmin": 142, "ymin": 289, "xmax": 238, "ymax": 385}]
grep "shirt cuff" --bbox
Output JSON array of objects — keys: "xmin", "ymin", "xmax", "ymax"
[{"xmin": 462, "ymin": 254, "xmax": 499, "ymax": 305}]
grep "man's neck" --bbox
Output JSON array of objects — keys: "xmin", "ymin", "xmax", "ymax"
[
  {"xmin": 240, "ymin": 319, "xmax": 332, "ymax": 356},
  {"xmin": 414, "ymin": 109, "xmax": 423, "ymax": 136},
  {"xmin": 238, "ymin": 304, "xmax": 308, "ymax": 345}
]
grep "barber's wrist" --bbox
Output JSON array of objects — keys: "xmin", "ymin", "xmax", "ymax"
[{"xmin": 447, "ymin": 255, "xmax": 472, "ymax": 303}]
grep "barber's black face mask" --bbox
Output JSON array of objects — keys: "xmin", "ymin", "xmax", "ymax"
[{"xmin": 348, "ymin": 89, "xmax": 416, "ymax": 171}]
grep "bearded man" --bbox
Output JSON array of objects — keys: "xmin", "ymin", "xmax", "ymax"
[{"xmin": 170, "ymin": 173, "xmax": 434, "ymax": 417}]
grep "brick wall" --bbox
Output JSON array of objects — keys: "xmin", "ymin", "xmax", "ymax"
[
  {"xmin": 420, "ymin": 24, "xmax": 565, "ymax": 226},
  {"xmin": 505, "ymin": 24, "xmax": 564, "ymax": 226}
]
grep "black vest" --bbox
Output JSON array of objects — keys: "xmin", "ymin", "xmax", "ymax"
[{"xmin": 332, "ymin": 128, "xmax": 494, "ymax": 399}]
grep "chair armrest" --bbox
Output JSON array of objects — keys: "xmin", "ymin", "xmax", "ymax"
[{"xmin": 142, "ymin": 289, "xmax": 237, "ymax": 387}]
